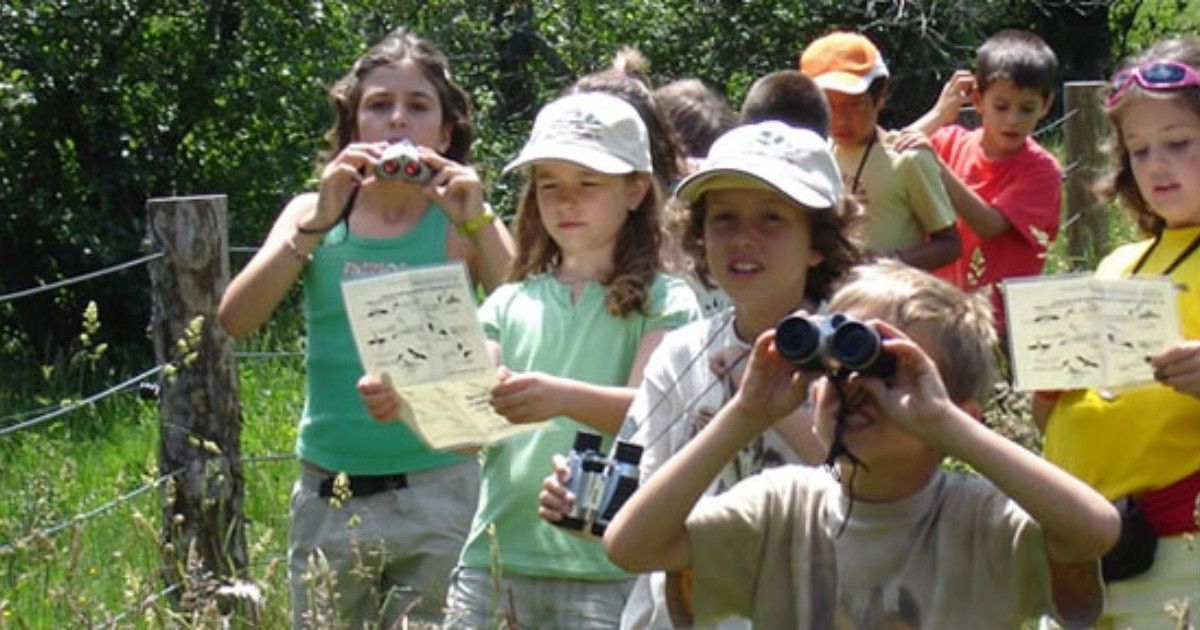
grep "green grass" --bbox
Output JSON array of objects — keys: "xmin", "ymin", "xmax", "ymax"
[{"xmin": 0, "ymin": 315, "xmax": 303, "ymax": 627}]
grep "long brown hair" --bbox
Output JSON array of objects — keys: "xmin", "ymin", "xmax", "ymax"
[
  {"xmin": 320, "ymin": 28, "xmax": 473, "ymax": 169},
  {"xmin": 1098, "ymin": 36, "xmax": 1200, "ymax": 236},
  {"xmin": 508, "ymin": 169, "xmax": 665, "ymax": 318}
]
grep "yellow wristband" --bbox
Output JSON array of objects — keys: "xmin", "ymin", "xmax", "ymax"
[{"xmin": 455, "ymin": 209, "xmax": 496, "ymax": 237}]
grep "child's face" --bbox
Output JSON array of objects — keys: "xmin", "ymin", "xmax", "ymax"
[
  {"xmin": 974, "ymin": 78, "xmax": 1051, "ymax": 158},
  {"xmin": 1119, "ymin": 95, "xmax": 1200, "ymax": 228},
  {"xmin": 702, "ymin": 188, "xmax": 820, "ymax": 323},
  {"xmin": 813, "ymin": 307, "xmax": 942, "ymax": 473},
  {"xmin": 354, "ymin": 61, "xmax": 450, "ymax": 152},
  {"xmin": 824, "ymin": 90, "xmax": 882, "ymax": 147},
  {"xmin": 533, "ymin": 160, "xmax": 648, "ymax": 259}
]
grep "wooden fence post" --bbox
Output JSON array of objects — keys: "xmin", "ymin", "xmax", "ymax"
[
  {"xmin": 1062, "ymin": 81, "xmax": 1110, "ymax": 270},
  {"xmin": 143, "ymin": 195, "xmax": 247, "ymax": 603}
]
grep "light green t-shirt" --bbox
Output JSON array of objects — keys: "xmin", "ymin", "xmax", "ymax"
[
  {"xmin": 834, "ymin": 130, "xmax": 956, "ymax": 253},
  {"xmin": 298, "ymin": 205, "xmax": 466, "ymax": 475},
  {"xmin": 459, "ymin": 272, "xmax": 701, "ymax": 580}
]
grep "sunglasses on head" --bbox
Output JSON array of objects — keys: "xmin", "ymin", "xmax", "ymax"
[{"xmin": 1106, "ymin": 60, "xmax": 1200, "ymax": 108}]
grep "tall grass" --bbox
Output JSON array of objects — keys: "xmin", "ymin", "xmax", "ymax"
[{"xmin": 0, "ymin": 305, "xmax": 303, "ymax": 626}]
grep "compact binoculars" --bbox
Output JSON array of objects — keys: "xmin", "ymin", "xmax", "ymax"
[
  {"xmin": 774, "ymin": 312, "xmax": 896, "ymax": 379},
  {"xmin": 374, "ymin": 140, "xmax": 433, "ymax": 183},
  {"xmin": 555, "ymin": 431, "xmax": 642, "ymax": 537}
]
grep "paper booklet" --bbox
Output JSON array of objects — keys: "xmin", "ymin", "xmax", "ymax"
[
  {"xmin": 341, "ymin": 262, "xmax": 538, "ymax": 450},
  {"xmin": 1003, "ymin": 274, "xmax": 1182, "ymax": 391}
]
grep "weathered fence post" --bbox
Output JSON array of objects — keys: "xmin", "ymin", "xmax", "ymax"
[
  {"xmin": 143, "ymin": 195, "xmax": 247, "ymax": 608},
  {"xmin": 1062, "ymin": 81, "xmax": 1110, "ymax": 270}
]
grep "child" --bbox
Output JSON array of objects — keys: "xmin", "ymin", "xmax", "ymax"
[
  {"xmin": 442, "ymin": 91, "xmax": 702, "ymax": 628},
  {"xmin": 605, "ymin": 260, "xmax": 1120, "ymax": 628},
  {"xmin": 799, "ymin": 31, "xmax": 961, "ymax": 271},
  {"xmin": 217, "ymin": 28, "xmax": 514, "ymax": 627},
  {"xmin": 539, "ymin": 121, "xmax": 863, "ymax": 629},
  {"xmin": 1036, "ymin": 36, "xmax": 1200, "ymax": 628},
  {"xmin": 740, "ymin": 69, "xmax": 831, "ymax": 137},
  {"xmin": 653, "ymin": 78, "xmax": 738, "ymax": 169},
  {"xmin": 901, "ymin": 29, "xmax": 1062, "ymax": 333}
]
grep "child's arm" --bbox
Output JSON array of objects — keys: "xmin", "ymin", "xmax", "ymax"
[
  {"xmin": 907, "ymin": 70, "xmax": 975, "ymax": 137},
  {"xmin": 892, "ymin": 128, "xmax": 1012, "ymax": 238},
  {"xmin": 489, "ymin": 328, "xmax": 669, "ymax": 434},
  {"xmin": 219, "ymin": 143, "xmax": 385, "ymax": 338},
  {"xmin": 895, "ymin": 225, "xmax": 960, "ymax": 271},
  {"xmin": 861, "ymin": 321, "xmax": 1119, "ymax": 625},
  {"xmin": 421, "ymin": 150, "xmax": 515, "ymax": 292},
  {"xmin": 605, "ymin": 330, "xmax": 813, "ymax": 572}
]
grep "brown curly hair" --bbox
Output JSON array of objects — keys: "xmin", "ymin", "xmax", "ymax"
[
  {"xmin": 319, "ymin": 27, "xmax": 474, "ymax": 169},
  {"xmin": 1098, "ymin": 36, "xmax": 1200, "ymax": 236}
]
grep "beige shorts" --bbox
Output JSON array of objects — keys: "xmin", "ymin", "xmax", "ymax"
[{"xmin": 288, "ymin": 458, "xmax": 479, "ymax": 629}]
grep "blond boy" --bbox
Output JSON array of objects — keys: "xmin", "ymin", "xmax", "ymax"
[{"xmin": 604, "ymin": 261, "xmax": 1119, "ymax": 627}]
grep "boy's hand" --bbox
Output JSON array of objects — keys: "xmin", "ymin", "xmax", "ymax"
[
  {"xmin": 538, "ymin": 454, "xmax": 575, "ymax": 523},
  {"xmin": 891, "ymin": 128, "xmax": 934, "ymax": 154},
  {"xmin": 356, "ymin": 373, "xmax": 406, "ymax": 422},
  {"xmin": 490, "ymin": 368, "xmax": 566, "ymax": 424},
  {"xmin": 855, "ymin": 321, "xmax": 959, "ymax": 443},
  {"xmin": 1150, "ymin": 340, "xmax": 1200, "ymax": 399},
  {"xmin": 727, "ymin": 329, "xmax": 814, "ymax": 434},
  {"xmin": 934, "ymin": 70, "xmax": 976, "ymax": 123}
]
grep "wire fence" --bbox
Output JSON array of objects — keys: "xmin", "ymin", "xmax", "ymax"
[{"xmin": 0, "ymin": 468, "xmax": 183, "ymax": 556}]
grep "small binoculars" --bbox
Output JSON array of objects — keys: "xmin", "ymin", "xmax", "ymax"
[
  {"xmin": 374, "ymin": 140, "xmax": 433, "ymax": 183},
  {"xmin": 775, "ymin": 313, "xmax": 896, "ymax": 379},
  {"xmin": 555, "ymin": 431, "xmax": 642, "ymax": 537}
]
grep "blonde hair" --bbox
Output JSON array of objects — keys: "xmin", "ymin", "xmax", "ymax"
[{"xmin": 829, "ymin": 260, "xmax": 998, "ymax": 404}]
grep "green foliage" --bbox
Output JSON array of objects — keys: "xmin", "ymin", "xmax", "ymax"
[
  {"xmin": 0, "ymin": 0, "xmax": 1085, "ymax": 361},
  {"xmin": 1111, "ymin": 0, "xmax": 1200, "ymax": 62}
]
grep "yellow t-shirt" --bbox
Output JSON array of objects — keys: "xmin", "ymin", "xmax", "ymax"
[
  {"xmin": 833, "ymin": 130, "xmax": 956, "ymax": 253},
  {"xmin": 1043, "ymin": 226, "xmax": 1200, "ymax": 499}
]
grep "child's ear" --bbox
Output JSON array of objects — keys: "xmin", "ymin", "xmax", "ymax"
[
  {"xmin": 626, "ymin": 173, "xmax": 652, "ymax": 211},
  {"xmin": 1038, "ymin": 93, "xmax": 1055, "ymax": 120},
  {"xmin": 970, "ymin": 88, "xmax": 984, "ymax": 110}
]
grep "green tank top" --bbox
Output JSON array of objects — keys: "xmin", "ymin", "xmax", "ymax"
[{"xmin": 297, "ymin": 205, "xmax": 466, "ymax": 474}]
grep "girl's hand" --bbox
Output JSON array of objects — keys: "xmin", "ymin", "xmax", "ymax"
[
  {"xmin": 303, "ymin": 142, "xmax": 385, "ymax": 232},
  {"xmin": 727, "ymin": 329, "xmax": 814, "ymax": 434},
  {"xmin": 1150, "ymin": 340, "xmax": 1200, "ymax": 399},
  {"xmin": 537, "ymin": 454, "xmax": 574, "ymax": 524},
  {"xmin": 356, "ymin": 373, "xmax": 406, "ymax": 422},
  {"xmin": 419, "ymin": 149, "xmax": 486, "ymax": 227},
  {"xmin": 490, "ymin": 368, "xmax": 566, "ymax": 424}
]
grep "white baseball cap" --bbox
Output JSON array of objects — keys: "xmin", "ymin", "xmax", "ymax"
[
  {"xmin": 503, "ymin": 92, "xmax": 652, "ymax": 175},
  {"xmin": 674, "ymin": 121, "xmax": 843, "ymax": 210}
]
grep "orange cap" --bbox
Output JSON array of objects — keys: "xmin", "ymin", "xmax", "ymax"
[{"xmin": 799, "ymin": 32, "xmax": 889, "ymax": 95}]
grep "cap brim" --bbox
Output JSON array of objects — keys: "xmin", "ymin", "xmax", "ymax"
[
  {"xmin": 503, "ymin": 146, "xmax": 638, "ymax": 175},
  {"xmin": 674, "ymin": 159, "xmax": 837, "ymax": 210},
  {"xmin": 812, "ymin": 72, "xmax": 874, "ymax": 95}
]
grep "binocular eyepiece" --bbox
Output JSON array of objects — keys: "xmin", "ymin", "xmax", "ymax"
[
  {"xmin": 555, "ymin": 431, "xmax": 642, "ymax": 537},
  {"xmin": 775, "ymin": 313, "xmax": 896, "ymax": 379},
  {"xmin": 374, "ymin": 140, "xmax": 434, "ymax": 183}
]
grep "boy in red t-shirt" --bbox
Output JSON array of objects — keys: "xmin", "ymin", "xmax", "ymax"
[{"xmin": 900, "ymin": 29, "xmax": 1063, "ymax": 333}]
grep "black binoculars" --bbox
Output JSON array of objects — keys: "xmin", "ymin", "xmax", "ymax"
[
  {"xmin": 555, "ymin": 431, "xmax": 643, "ymax": 537},
  {"xmin": 775, "ymin": 313, "xmax": 896, "ymax": 379},
  {"xmin": 374, "ymin": 140, "xmax": 433, "ymax": 183}
]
